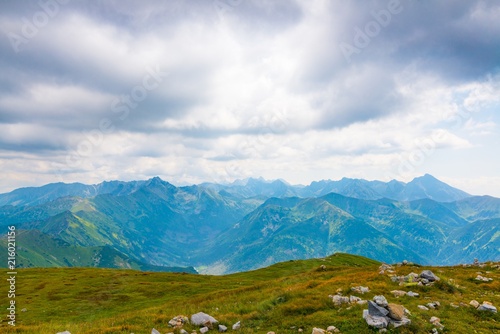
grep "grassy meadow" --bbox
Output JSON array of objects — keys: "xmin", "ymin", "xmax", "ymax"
[{"xmin": 1, "ymin": 253, "xmax": 499, "ymax": 333}]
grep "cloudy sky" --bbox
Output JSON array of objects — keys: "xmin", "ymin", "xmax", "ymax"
[{"xmin": 0, "ymin": 0, "xmax": 499, "ymax": 196}]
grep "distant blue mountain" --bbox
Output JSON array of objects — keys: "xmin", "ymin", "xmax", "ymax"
[{"xmin": 0, "ymin": 175, "xmax": 497, "ymax": 274}]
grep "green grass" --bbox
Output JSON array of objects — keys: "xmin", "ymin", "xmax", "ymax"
[{"xmin": 0, "ymin": 253, "xmax": 499, "ymax": 333}]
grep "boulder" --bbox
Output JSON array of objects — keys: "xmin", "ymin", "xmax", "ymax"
[
  {"xmin": 477, "ymin": 303, "xmax": 497, "ymax": 313},
  {"xmin": 368, "ymin": 301, "xmax": 389, "ymax": 317},
  {"xmin": 390, "ymin": 316, "xmax": 411, "ymax": 328},
  {"xmin": 420, "ymin": 270, "xmax": 439, "ymax": 282},
  {"xmin": 326, "ymin": 326, "xmax": 339, "ymax": 332},
  {"xmin": 363, "ymin": 309, "xmax": 388, "ymax": 329},
  {"xmin": 373, "ymin": 295, "xmax": 388, "ymax": 307},
  {"xmin": 406, "ymin": 291, "xmax": 419, "ymax": 297},
  {"xmin": 469, "ymin": 300, "xmax": 480, "ymax": 308},
  {"xmin": 191, "ymin": 312, "xmax": 218, "ymax": 327},
  {"xmin": 391, "ymin": 290, "xmax": 407, "ymax": 297},
  {"xmin": 387, "ymin": 303, "xmax": 405, "ymax": 321},
  {"xmin": 332, "ymin": 295, "xmax": 349, "ymax": 306}
]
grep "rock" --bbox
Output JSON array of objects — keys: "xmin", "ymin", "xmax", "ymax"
[
  {"xmin": 218, "ymin": 325, "xmax": 227, "ymax": 332},
  {"xmin": 57, "ymin": 332, "xmax": 71, "ymax": 334},
  {"xmin": 379, "ymin": 329, "xmax": 387, "ymax": 333},
  {"xmin": 267, "ymin": 332, "xmax": 276, "ymax": 334},
  {"xmin": 181, "ymin": 330, "xmax": 189, "ymax": 334},
  {"xmin": 200, "ymin": 327, "xmax": 209, "ymax": 334},
  {"xmin": 363, "ymin": 309, "xmax": 389, "ymax": 329},
  {"xmin": 477, "ymin": 303, "xmax": 497, "ymax": 313},
  {"xmin": 351, "ymin": 286, "xmax": 369, "ymax": 294},
  {"xmin": 152, "ymin": 329, "xmax": 160, "ymax": 334},
  {"xmin": 430, "ymin": 316, "xmax": 444, "ymax": 329},
  {"xmin": 349, "ymin": 295, "xmax": 361, "ymax": 303},
  {"xmin": 406, "ymin": 291, "xmax": 419, "ymax": 297},
  {"xmin": 390, "ymin": 316, "xmax": 411, "ymax": 328},
  {"xmin": 418, "ymin": 305, "xmax": 429, "ymax": 311},
  {"xmin": 357, "ymin": 300, "xmax": 368, "ymax": 305},
  {"xmin": 326, "ymin": 326, "xmax": 338, "ymax": 332},
  {"xmin": 368, "ymin": 301, "xmax": 389, "ymax": 317},
  {"xmin": 373, "ymin": 295, "xmax": 388, "ymax": 307},
  {"xmin": 191, "ymin": 312, "xmax": 218, "ymax": 327},
  {"xmin": 391, "ymin": 290, "xmax": 407, "ymax": 297},
  {"xmin": 426, "ymin": 303, "xmax": 436, "ymax": 309},
  {"xmin": 332, "ymin": 295, "xmax": 349, "ymax": 306},
  {"xmin": 420, "ymin": 270, "xmax": 439, "ymax": 282},
  {"xmin": 169, "ymin": 315, "xmax": 190, "ymax": 327},
  {"xmin": 311, "ymin": 328, "xmax": 325, "ymax": 334},
  {"xmin": 387, "ymin": 303, "xmax": 405, "ymax": 321},
  {"xmin": 469, "ymin": 300, "xmax": 480, "ymax": 308},
  {"xmin": 450, "ymin": 303, "xmax": 459, "ymax": 308},
  {"xmin": 232, "ymin": 321, "xmax": 241, "ymax": 330},
  {"xmin": 475, "ymin": 275, "xmax": 493, "ymax": 282}
]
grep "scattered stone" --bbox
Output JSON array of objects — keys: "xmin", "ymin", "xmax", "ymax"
[
  {"xmin": 368, "ymin": 301, "xmax": 390, "ymax": 317},
  {"xmin": 326, "ymin": 326, "xmax": 339, "ymax": 332},
  {"xmin": 430, "ymin": 316, "xmax": 444, "ymax": 329},
  {"xmin": 57, "ymin": 332, "xmax": 71, "ymax": 334},
  {"xmin": 379, "ymin": 329, "xmax": 387, "ymax": 333},
  {"xmin": 191, "ymin": 313, "xmax": 218, "ymax": 327},
  {"xmin": 351, "ymin": 286, "xmax": 370, "ymax": 294},
  {"xmin": 218, "ymin": 325, "xmax": 227, "ymax": 332},
  {"xmin": 475, "ymin": 275, "xmax": 493, "ymax": 282},
  {"xmin": 232, "ymin": 321, "xmax": 241, "ymax": 330},
  {"xmin": 332, "ymin": 295, "xmax": 350, "ymax": 306},
  {"xmin": 311, "ymin": 328, "xmax": 325, "ymax": 334},
  {"xmin": 420, "ymin": 270, "xmax": 440, "ymax": 282},
  {"xmin": 21, "ymin": 308, "xmax": 27, "ymax": 312},
  {"xmin": 450, "ymin": 303, "xmax": 459, "ymax": 308},
  {"xmin": 357, "ymin": 300, "xmax": 368, "ymax": 305},
  {"xmin": 152, "ymin": 329, "xmax": 160, "ymax": 334},
  {"xmin": 200, "ymin": 327, "xmax": 209, "ymax": 334},
  {"xmin": 298, "ymin": 329, "xmax": 303, "ymax": 333},
  {"xmin": 406, "ymin": 291, "xmax": 419, "ymax": 297},
  {"xmin": 391, "ymin": 290, "xmax": 407, "ymax": 297},
  {"xmin": 374, "ymin": 295, "xmax": 389, "ymax": 307},
  {"xmin": 169, "ymin": 315, "xmax": 190, "ymax": 328},
  {"xmin": 387, "ymin": 303, "xmax": 405, "ymax": 321},
  {"xmin": 477, "ymin": 303, "xmax": 497, "ymax": 313},
  {"xmin": 349, "ymin": 295, "xmax": 361, "ymax": 303},
  {"xmin": 469, "ymin": 300, "xmax": 480, "ymax": 308},
  {"xmin": 418, "ymin": 305, "xmax": 429, "ymax": 311},
  {"xmin": 267, "ymin": 332, "xmax": 276, "ymax": 334},
  {"xmin": 390, "ymin": 316, "xmax": 411, "ymax": 328},
  {"xmin": 181, "ymin": 330, "xmax": 189, "ymax": 334},
  {"xmin": 363, "ymin": 309, "xmax": 389, "ymax": 329}
]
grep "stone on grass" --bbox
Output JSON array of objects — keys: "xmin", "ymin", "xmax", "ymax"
[
  {"xmin": 373, "ymin": 295, "xmax": 388, "ymax": 307},
  {"xmin": 152, "ymin": 329, "xmax": 160, "ymax": 334},
  {"xmin": 387, "ymin": 303, "xmax": 405, "ymax": 321},
  {"xmin": 391, "ymin": 290, "xmax": 407, "ymax": 297},
  {"xmin": 363, "ymin": 309, "xmax": 389, "ymax": 329},
  {"xmin": 420, "ymin": 270, "xmax": 440, "ymax": 282},
  {"xmin": 191, "ymin": 312, "xmax": 218, "ymax": 327},
  {"xmin": 469, "ymin": 300, "xmax": 480, "ymax": 308},
  {"xmin": 200, "ymin": 327, "xmax": 209, "ymax": 334},
  {"xmin": 368, "ymin": 301, "xmax": 389, "ymax": 317},
  {"xmin": 232, "ymin": 321, "xmax": 241, "ymax": 330},
  {"xmin": 418, "ymin": 305, "xmax": 429, "ymax": 311},
  {"xmin": 478, "ymin": 303, "xmax": 497, "ymax": 313},
  {"xmin": 218, "ymin": 324, "xmax": 227, "ymax": 332},
  {"xmin": 57, "ymin": 332, "xmax": 71, "ymax": 334},
  {"xmin": 311, "ymin": 328, "xmax": 325, "ymax": 334}
]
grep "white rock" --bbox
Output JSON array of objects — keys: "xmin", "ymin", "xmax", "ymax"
[
  {"xmin": 478, "ymin": 303, "xmax": 497, "ymax": 313},
  {"xmin": 152, "ymin": 329, "xmax": 160, "ymax": 334},
  {"xmin": 191, "ymin": 312, "xmax": 218, "ymax": 326},
  {"xmin": 373, "ymin": 295, "xmax": 388, "ymax": 307},
  {"xmin": 232, "ymin": 321, "xmax": 241, "ymax": 330},
  {"xmin": 418, "ymin": 305, "xmax": 429, "ymax": 311},
  {"xmin": 200, "ymin": 327, "xmax": 209, "ymax": 334},
  {"xmin": 57, "ymin": 332, "xmax": 71, "ymax": 334},
  {"xmin": 311, "ymin": 328, "xmax": 325, "ymax": 334},
  {"xmin": 218, "ymin": 325, "xmax": 227, "ymax": 332}
]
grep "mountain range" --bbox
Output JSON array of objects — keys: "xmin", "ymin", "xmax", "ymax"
[{"xmin": 0, "ymin": 174, "xmax": 498, "ymax": 274}]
